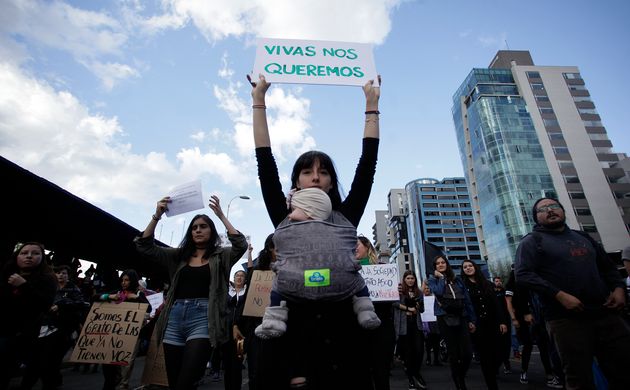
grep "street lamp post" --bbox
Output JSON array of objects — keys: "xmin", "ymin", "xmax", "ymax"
[{"xmin": 226, "ymin": 195, "xmax": 250, "ymax": 219}]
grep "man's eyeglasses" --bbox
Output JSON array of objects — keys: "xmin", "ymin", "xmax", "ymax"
[{"xmin": 536, "ymin": 203, "xmax": 561, "ymax": 213}]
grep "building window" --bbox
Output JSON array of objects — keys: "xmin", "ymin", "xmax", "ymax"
[
  {"xmin": 548, "ymin": 132, "xmax": 564, "ymax": 141},
  {"xmin": 557, "ymin": 160, "xmax": 574, "ymax": 169},
  {"xmin": 580, "ymin": 224, "xmax": 598, "ymax": 233},
  {"xmin": 553, "ymin": 147, "xmax": 570, "ymax": 154},
  {"xmin": 588, "ymin": 133, "xmax": 609, "ymax": 141},
  {"xmin": 569, "ymin": 191, "xmax": 586, "ymax": 199},
  {"xmin": 494, "ymin": 215, "xmax": 500, "ymax": 224},
  {"xmin": 535, "ymin": 95, "xmax": 550, "ymax": 102},
  {"xmin": 526, "ymin": 71, "xmax": 541, "ymax": 79},
  {"xmin": 530, "ymin": 83, "xmax": 545, "ymax": 91},
  {"xmin": 539, "ymin": 107, "xmax": 555, "ymax": 114},
  {"xmin": 575, "ymin": 208, "xmax": 592, "ymax": 216},
  {"xmin": 573, "ymin": 96, "xmax": 592, "ymax": 103},
  {"xmin": 583, "ymin": 120, "xmax": 603, "ymax": 127},
  {"xmin": 563, "ymin": 175, "xmax": 580, "ymax": 184},
  {"xmin": 543, "ymin": 118, "xmax": 559, "ymax": 127},
  {"xmin": 594, "ymin": 147, "xmax": 612, "ymax": 154},
  {"xmin": 563, "ymin": 72, "xmax": 582, "ymax": 80}
]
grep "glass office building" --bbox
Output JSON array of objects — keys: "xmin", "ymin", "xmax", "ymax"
[
  {"xmin": 405, "ymin": 178, "xmax": 484, "ymax": 278},
  {"xmin": 452, "ymin": 67, "xmax": 555, "ymax": 275}
]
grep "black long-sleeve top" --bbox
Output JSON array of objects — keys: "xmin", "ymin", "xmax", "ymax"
[{"xmin": 255, "ymin": 138, "xmax": 379, "ymax": 228}]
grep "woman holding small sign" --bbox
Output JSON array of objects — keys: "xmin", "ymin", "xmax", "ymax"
[
  {"xmin": 248, "ymin": 73, "xmax": 380, "ymax": 389},
  {"xmin": 135, "ymin": 196, "xmax": 247, "ymax": 390}
]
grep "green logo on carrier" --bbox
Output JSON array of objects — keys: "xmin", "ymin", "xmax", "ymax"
[{"xmin": 304, "ymin": 269, "xmax": 331, "ymax": 287}]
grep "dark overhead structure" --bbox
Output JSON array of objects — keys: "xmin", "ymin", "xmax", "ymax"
[{"xmin": 1, "ymin": 156, "xmax": 168, "ymax": 281}]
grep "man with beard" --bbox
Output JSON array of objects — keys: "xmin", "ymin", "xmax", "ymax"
[{"xmin": 514, "ymin": 197, "xmax": 630, "ymax": 390}]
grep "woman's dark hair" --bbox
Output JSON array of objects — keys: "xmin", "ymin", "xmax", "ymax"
[
  {"xmin": 3, "ymin": 242, "xmax": 53, "ymax": 277},
  {"xmin": 54, "ymin": 264, "xmax": 71, "ymax": 276},
  {"xmin": 290, "ymin": 151, "xmax": 343, "ymax": 209},
  {"xmin": 460, "ymin": 259, "xmax": 494, "ymax": 294},
  {"xmin": 433, "ymin": 255, "xmax": 455, "ymax": 282},
  {"xmin": 401, "ymin": 270, "xmax": 421, "ymax": 297},
  {"xmin": 256, "ymin": 234, "xmax": 275, "ymax": 271},
  {"xmin": 178, "ymin": 215, "xmax": 220, "ymax": 261},
  {"xmin": 120, "ymin": 269, "xmax": 141, "ymax": 292}
]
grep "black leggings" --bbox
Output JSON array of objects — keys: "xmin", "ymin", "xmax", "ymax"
[
  {"xmin": 163, "ymin": 339, "xmax": 211, "ymax": 390},
  {"xmin": 437, "ymin": 316, "xmax": 472, "ymax": 388},
  {"xmin": 398, "ymin": 324, "xmax": 425, "ymax": 380}
]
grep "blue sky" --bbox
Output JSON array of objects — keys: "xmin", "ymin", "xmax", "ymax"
[{"xmin": 2, "ymin": 0, "xmax": 629, "ymax": 273}]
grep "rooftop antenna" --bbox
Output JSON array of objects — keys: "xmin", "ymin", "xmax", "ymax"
[{"xmin": 505, "ymin": 40, "xmax": 510, "ymax": 50}]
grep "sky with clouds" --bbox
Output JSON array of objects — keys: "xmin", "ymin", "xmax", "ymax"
[{"xmin": 2, "ymin": 0, "xmax": 629, "ymax": 272}]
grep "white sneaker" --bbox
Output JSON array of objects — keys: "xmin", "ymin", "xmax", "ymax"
[
  {"xmin": 546, "ymin": 375, "xmax": 563, "ymax": 389},
  {"xmin": 520, "ymin": 372, "xmax": 528, "ymax": 384}
]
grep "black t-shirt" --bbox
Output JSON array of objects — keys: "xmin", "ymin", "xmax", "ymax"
[{"xmin": 174, "ymin": 265, "xmax": 210, "ymax": 299}]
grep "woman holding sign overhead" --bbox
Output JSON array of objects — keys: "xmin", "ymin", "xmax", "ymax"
[
  {"xmin": 249, "ymin": 73, "xmax": 380, "ymax": 389},
  {"xmin": 134, "ymin": 195, "xmax": 247, "ymax": 390}
]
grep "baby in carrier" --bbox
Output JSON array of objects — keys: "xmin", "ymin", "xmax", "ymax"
[{"xmin": 255, "ymin": 187, "xmax": 381, "ymax": 339}]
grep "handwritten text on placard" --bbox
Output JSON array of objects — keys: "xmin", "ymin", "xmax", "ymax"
[{"xmin": 358, "ymin": 264, "xmax": 400, "ymax": 301}]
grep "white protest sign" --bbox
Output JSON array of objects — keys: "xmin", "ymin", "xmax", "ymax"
[
  {"xmin": 420, "ymin": 295, "xmax": 436, "ymax": 322},
  {"xmin": 253, "ymin": 38, "xmax": 378, "ymax": 86},
  {"xmin": 165, "ymin": 180, "xmax": 204, "ymax": 217},
  {"xmin": 358, "ymin": 264, "xmax": 400, "ymax": 301},
  {"xmin": 146, "ymin": 293, "xmax": 164, "ymax": 318}
]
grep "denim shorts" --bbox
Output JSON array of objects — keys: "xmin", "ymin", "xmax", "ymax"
[{"xmin": 163, "ymin": 298, "xmax": 209, "ymax": 346}]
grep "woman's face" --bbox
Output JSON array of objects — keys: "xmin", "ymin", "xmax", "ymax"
[
  {"xmin": 191, "ymin": 217, "xmax": 212, "ymax": 246},
  {"xmin": 56, "ymin": 269, "xmax": 69, "ymax": 285},
  {"xmin": 121, "ymin": 275, "xmax": 131, "ymax": 291},
  {"xmin": 297, "ymin": 159, "xmax": 332, "ymax": 193},
  {"xmin": 355, "ymin": 240, "xmax": 368, "ymax": 260},
  {"xmin": 16, "ymin": 244, "xmax": 43, "ymax": 271},
  {"xmin": 434, "ymin": 257, "xmax": 448, "ymax": 273},
  {"xmin": 462, "ymin": 261, "xmax": 476, "ymax": 277},
  {"xmin": 234, "ymin": 272, "xmax": 246, "ymax": 288},
  {"xmin": 404, "ymin": 274, "xmax": 416, "ymax": 287}
]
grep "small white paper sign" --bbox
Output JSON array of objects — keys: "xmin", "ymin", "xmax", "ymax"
[
  {"xmin": 165, "ymin": 180, "xmax": 204, "ymax": 217},
  {"xmin": 253, "ymin": 38, "xmax": 378, "ymax": 87},
  {"xmin": 146, "ymin": 293, "xmax": 164, "ymax": 318},
  {"xmin": 420, "ymin": 295, "xmax": 437, "ymax": 322},
  {"xmin": 358, "ymin": 264, "xmax": 400, "ymax": 301}
]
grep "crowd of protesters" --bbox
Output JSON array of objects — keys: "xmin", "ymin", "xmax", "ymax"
[{"xmin": 3, "ymin": 74, "xmax": 630, "ymax": 390}]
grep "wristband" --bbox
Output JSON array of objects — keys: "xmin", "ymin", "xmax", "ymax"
[
  {"xmin": 365, "ymin": 110, "xmax": 380, "ymax": 115},
  {"xmin": 252, "ymin": 104, "xmax": 266, "ymax": 109},
  {"xmin": 152, "ymin": 214, "xmax": 161, "ymax": 221}
]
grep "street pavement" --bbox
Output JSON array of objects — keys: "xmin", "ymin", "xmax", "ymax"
[{"xmin": 10, "ymin": 351, "xmax": 556, "ymax": 389}]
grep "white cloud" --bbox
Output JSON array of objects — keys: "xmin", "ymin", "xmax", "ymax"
[
  {"xmin": 87, "ymin": 61, "xmax": 140, "ymax": 90},
  {"xmin": 212, "ymin": 56, "xmax": 315, "ymax": 163},
  {"xmin": 190, "ymin": 131, "xmax": 207, "ymax": 142},
  {"xmin": 0, "ymin": 0, "xmax": 138, "ymax": 88},
  {"xmin": 0, "ymin": 62, "xmax": 251, "ymax": 205},
  {"xmin": 140, "ymin": 0, "xmax": 402, "ymax": 44},
  {"xmin": 477, "ymin": 32, "xmax": 508, "ymax": 49}
]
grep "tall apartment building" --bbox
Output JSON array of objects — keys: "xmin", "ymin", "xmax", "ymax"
[
  {"xmin": 452, "ymin": 50, "xmax": 630, "ymax": 273},
  {"xmin": 387, "ymin": 189, "xmax": 412, "ymax": 272},
  {"xmin": 372, "ymin": 210, "xmax": 392, "ymax": 264},
  {"xmin": 405, "ymin": 178, "xmax": 484, "ymax": 277}
]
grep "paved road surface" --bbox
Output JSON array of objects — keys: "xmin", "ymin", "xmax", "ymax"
[{"xmin": 10, "ymin": 351, "xmax": 557, "ymax": 389}]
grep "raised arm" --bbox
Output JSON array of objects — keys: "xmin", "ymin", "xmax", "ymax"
[
  {"xmin": 209, "ymin": 195, "xmax": 238, "ymax": 235},
  {"xmin": 249, "ymin": 74, "xmax": 272, "ymax": 147},
  {"xmin": 142, "ymin": 196, "xmax": 170, "ymax": 238},
  {"xmin": 363, "ymin": 76, "xmax": 381, "ymax": 139}
]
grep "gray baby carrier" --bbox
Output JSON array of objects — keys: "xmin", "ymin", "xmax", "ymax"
[{"xmin": 272, "ymin": 210, "xmax": 365, "ymax": 302}]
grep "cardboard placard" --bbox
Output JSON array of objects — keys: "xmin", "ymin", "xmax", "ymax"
[
  {"xmin": 70, "ymin": 302, "xmax": 148, "ymax": 366},
  {"xmin": 358, "ymin": 264, "xmax": 400, "ymax": 301},
  {"xmin": 242, "ymin": 270, "xmax": 274, "ymax": 317},
  {"xmin": 253, "ymin": 38, "xmax": 378, "ymax": 86},
  {"xmin": 141, "ymin": 330, "xmax": 168, "ymax": 386}
]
